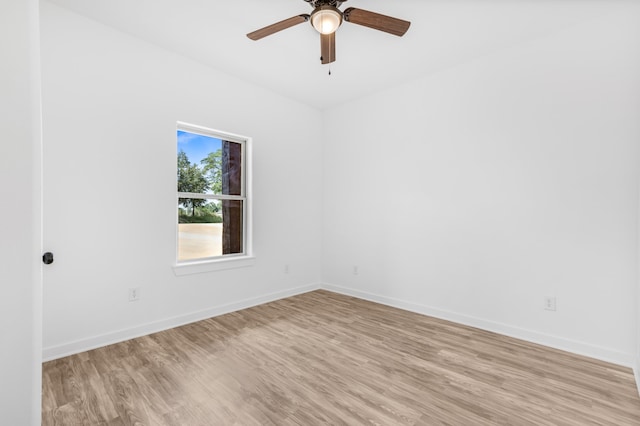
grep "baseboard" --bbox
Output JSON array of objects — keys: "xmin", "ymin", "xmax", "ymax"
[
  {"xmin": 322, "ymin": 283, "xmax": 634, "ymax": 368},
  {"xmin": 43, "ymin": 282, "xmax": 321, "ymax": 361}
]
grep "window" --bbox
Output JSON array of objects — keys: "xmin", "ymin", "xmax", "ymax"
[{"xmin": 176, "ymin": 122, "xmax": 251, "ymax": 268}]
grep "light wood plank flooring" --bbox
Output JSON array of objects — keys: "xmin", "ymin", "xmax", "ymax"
[{"xmin": 42, "ymin": 290, "xmax": 640, "ymax": 425}]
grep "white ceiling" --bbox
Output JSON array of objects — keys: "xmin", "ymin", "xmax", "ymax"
[{"xmin": 46, "ymin": 0, "xmax": 618, "ymax": 110}]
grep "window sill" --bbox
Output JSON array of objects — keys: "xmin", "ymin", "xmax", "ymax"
[{"xmin": 172, "ymin": 256, "xmax": 255, "ymax": 276}]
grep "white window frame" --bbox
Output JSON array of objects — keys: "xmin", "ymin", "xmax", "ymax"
[{"xmin": 173, "ymin": 121, "xmax": 254, "ymax": 276}]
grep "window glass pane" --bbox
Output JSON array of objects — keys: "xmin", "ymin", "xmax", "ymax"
[
  {"xmin": 177, "ymin": 199, "xmax": 243, "ymax": 261},
  {"xmin": 221, "ymin": 140, "xmax": 242, "ymax": 196},
  {"xmin": 177, "ymin": 130, "xmax": 242, "ymax": 196},
  {"xmin": 178, "ymin": 199, "xmax": 223, "ymax": 261},
  {"xmin": 222, "ymin": 200, "xmax": 243, "ymax": 255}
]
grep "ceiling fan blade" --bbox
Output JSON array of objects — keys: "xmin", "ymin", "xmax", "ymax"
[
  {"xmin": 343, "ymin": 8, "xmax": 410, "ymax": 37},
  {"xmin": 321, "ymin": 32, "xmax": 336, "ymax": 64},
  {"xmin": 247, "ymin": 14, "xmax": 310, "ymax": 41}
]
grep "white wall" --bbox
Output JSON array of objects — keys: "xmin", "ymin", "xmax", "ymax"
[
  {"xmin": 0, "ymin": 0, "xmax": 42, "ymax": 423},
  {"xmin": 323, "ymin": 6, "xmax": 640, "ymax": 366},
  {"xmin": 40, "ymin": 2, "xmax": 323, "ymax": 359}
]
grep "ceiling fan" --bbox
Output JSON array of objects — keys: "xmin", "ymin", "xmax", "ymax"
[{"xmin": 247, "ymin": 0, "xmax": 411, "ymax": 64}]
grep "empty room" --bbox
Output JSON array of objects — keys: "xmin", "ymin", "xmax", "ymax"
[{"xmin": 2, "ymin": 0, "xmax": 640, "ymax": 424}]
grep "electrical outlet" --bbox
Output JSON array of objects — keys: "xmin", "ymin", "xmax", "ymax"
[
  {"xmin": 353, "ymin": 266, "xmax": 359, "ymax": 275},
  {"xmin": 129, "ymin": 287, "xmax": 140, "ymax": 302},
  {"xmin": 284, "ymin": 264, "xmax": 290, "ymax": 274},
  {"xmin": 544, "ymin": 296, "xmax": 556, "ymax": 311}
]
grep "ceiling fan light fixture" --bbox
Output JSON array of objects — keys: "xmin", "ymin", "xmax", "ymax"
[{"xmin": 311, "ymin": 6, "xmax": 342, "ymax": 35}]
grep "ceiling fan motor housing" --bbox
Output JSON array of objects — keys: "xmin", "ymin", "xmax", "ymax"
[{"xmin": 304, "ymin": 0, "xmax": 347, "ymax": 8}]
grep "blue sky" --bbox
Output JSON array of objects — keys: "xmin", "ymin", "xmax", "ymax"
[{"xmin": 177, "ymin": 130, "xmax": 222, "ymax": 165}]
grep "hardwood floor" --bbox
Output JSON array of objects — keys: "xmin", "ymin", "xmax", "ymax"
[{"xmin": 42, "ymin": 290, "xmax": 640, "ymax": 425}]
